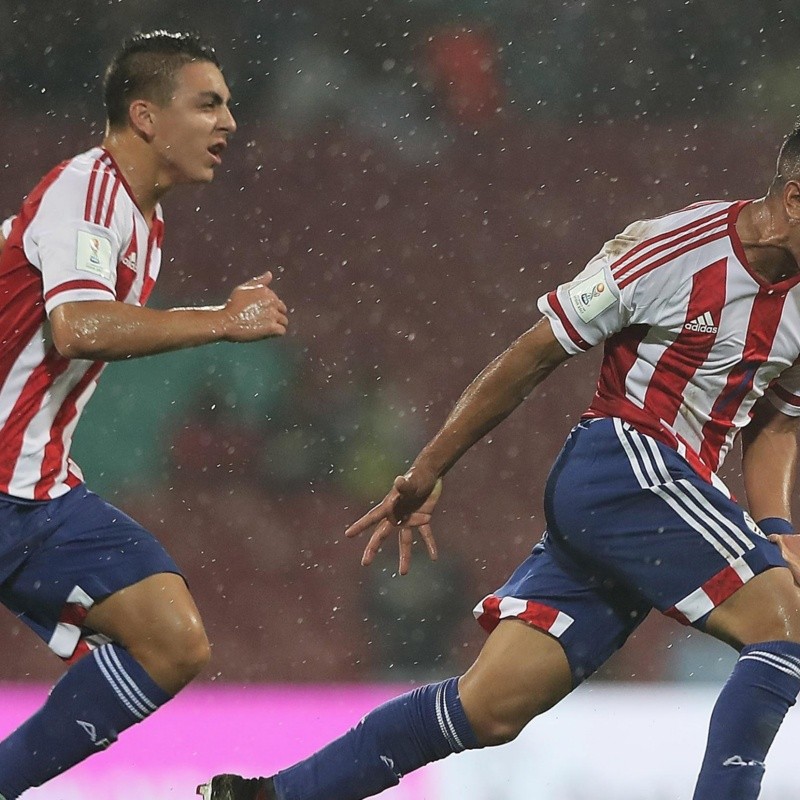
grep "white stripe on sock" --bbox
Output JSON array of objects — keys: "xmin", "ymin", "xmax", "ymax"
[
  {"xmin": 97, "ymin": 646, "xmax": 152, "ymax": 718},
  {"xmin": 105, "ymin": 645, "xmax": 158, "ymax": 713},
  {"xmin": 93, "ymin": 649, "xmax": 145, "ymax": 720}
]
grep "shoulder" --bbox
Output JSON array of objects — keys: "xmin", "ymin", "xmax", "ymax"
[
  {"xmin": 35, "ymin": 149, "xmax": 132, "ymax": 235},
  {"xmin": 31, "ymin": 148, "xmax": 106, "ymax": 210},
  {"xmin": 601, "ymin": 200, "xmax": 737, "ymax": 292},
  {"xmin": 606, "ymin": 200, "xmax": 735, "ymax": 259}
]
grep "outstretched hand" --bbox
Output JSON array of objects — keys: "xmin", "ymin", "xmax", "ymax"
[
  {"xmin": 223, "ymin": 271, "xmax": 289, "ymax": 342},
  {"xmin": 345, "ymin": 470, "xmax": 443, "ymax": 575},
  {"xmin": 769, "ymin": 533, "xmax": 800, "ymax": 586}
]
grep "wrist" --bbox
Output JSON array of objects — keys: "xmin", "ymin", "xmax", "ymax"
[
  {"xmin": 200, "ymin": 305, "xmax": 230, "ymax": 342},
  {"xmin": 757, "ymin": 517, "xmax": 795, "ymax": 535}
]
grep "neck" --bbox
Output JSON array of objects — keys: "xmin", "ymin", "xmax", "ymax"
[
  {"xmin": 736, "ymin": 196, "xmax": 800, "ymax": 284},
  {"xmin": 101, "ymin": 129, "xmax": 168, "ymax": 221}
]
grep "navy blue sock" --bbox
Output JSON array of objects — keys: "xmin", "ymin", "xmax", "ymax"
[
  {"xmin": 0, "ymin": 643, "xmax": 171, "ymax": 799},
  {"xmin": 273, "ymin": 677, "xmax": 479, "ymax": 800},
  {"xmin": 692, "ymin": 640, "xmax": 800, "ymax": 800}
]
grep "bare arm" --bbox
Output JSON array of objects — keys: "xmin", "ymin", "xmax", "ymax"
[
  {"xmin": 346, "ymin": 317, "xmax": 571, "ymax": 573},
  {"xmin": 409, "ymin": 316, "xmax": 570, "ymax": 483},
  {"xmin": 50, "ymin": 271, "xmax": 288, "ymax": 361},
  {"xmin": 742, "ymin": 397, "xmax": 800, "ymax": 584},
  {"xmin": 741, "ymin": 397, "xmax": 799, "ymax": 522}
]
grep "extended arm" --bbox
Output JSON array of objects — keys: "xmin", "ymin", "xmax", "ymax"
[
  {"xmin": 50, "ymin": 271, "xmax": 288, "ymax": 361},
  {"xmin": 409, "ymin": 316, "xmax": 570, "ymax": 483},
  {"xmin": 346, "ymin": 317, "xmax": 571, "ymax": 573}
]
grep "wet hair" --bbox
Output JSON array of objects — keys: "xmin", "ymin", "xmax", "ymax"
[
  {"xmin": 103, "ymin": 30, "xmax": 220, "ymax": 128},
  {"xmin": 770, "ymin": 122, "xmax": 800, "ymax": 195}
]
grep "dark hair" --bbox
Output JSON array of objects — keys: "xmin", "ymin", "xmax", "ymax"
[
  {"xmin": 771, "ymin": 122, "xmax": 800, "ymax": 195},
  {"xmin": 103, "ymin": 30, "xmax": 220, "ymax": 128}
]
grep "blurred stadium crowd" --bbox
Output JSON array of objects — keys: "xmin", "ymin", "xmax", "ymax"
[{"xmin": 0, "ymin": 0, "xmax": 798, "ymax": 685}]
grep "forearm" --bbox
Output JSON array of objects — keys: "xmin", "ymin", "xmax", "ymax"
[
  {"xmin": 413, "ymin": 319, "xmax": 569, "ymax": 477},
  {"xmin": 742, "ymin": 408, "xmax": 799, "ymax": 522},
  {"xmin": 51, "ymin": 301, "xmax": 229, "ymax": 361}
]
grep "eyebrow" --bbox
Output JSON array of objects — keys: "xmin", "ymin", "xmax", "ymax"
[{"xmin": 198, "ymin": 90, "xmax": 233, "ymax": 106}]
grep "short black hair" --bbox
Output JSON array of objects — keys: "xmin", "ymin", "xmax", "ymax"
[
  {"xmin": 771, "ymin": 122, "xmax": 800, "ymax": 194},
  {"xmin": 103, "ymin": 30, "xmax": 220, "ymax": 128}
]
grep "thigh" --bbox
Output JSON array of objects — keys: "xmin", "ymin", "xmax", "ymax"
[
  {"xmin": 0, "ymin": 486, "xmax": 182, "ymax": 663},
  {"xmin": 83, "ymin": 571, "xmax": 203, "ymax": 651},
  {"xmin": 705, "ymin": 566, "xmax": 800, "ymax": 649},
  {"xmin": 459, "ymin": 619, "xmax": 573, "ymax": 745},
  {"xmin": 547, "ymin": 417, "xmax": 786, "ymax": 629},
  {"xmin": 474, "ymin": 537, "xmax": 651, "ymax": 686}
]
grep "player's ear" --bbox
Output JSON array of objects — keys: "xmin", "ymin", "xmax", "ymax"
[
  {"xmin": 128, "ymin": 99, "xmax": 157, "ymax": 141},
  {"xmin": 783, "ymin": 180, "xmax": 800, "ymax": 225}
]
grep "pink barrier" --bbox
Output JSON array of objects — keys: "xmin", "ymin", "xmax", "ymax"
[{"xmin": 1, "ymin": 684, "xmax": 431, "ymax": 800}]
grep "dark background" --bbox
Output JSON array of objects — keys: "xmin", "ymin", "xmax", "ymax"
[{"xmin": 0, "ymin": 0, "xmax": 798, "ymax": 685}]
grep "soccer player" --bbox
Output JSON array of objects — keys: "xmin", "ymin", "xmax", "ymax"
[
  {"xmin": 201, "ymin": 126, "xmax": 800, "ymax": 800},
  {"xmin": 0, "ymin": 30, "xmax": 288, "ymax": 799}
]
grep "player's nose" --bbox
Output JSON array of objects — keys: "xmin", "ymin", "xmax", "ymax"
[{"xmin": 220, "ymin": 105, "xmax": 237, "ymax": 134}]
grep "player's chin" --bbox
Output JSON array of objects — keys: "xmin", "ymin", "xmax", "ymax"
[{"xmin": 183, "ymin": 164, "xmax": 217, "ymax": 184}]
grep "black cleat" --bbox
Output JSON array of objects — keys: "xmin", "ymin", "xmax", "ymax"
[{"xmin": 197, "ymin": 774, "xmax": 277, "ymax": 800}]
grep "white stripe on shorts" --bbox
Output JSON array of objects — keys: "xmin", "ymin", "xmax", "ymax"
[{"xmin": 613, "ymin": 419, "xmax": 752, "ymax": 564}]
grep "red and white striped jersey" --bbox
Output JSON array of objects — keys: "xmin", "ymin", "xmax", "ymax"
[
  {"xmin": 539, "ymin": 200, "xmax": 800, "ymax": 483},
  {"xmin": 0, "ymin": 146, "xmax": 164, "ymax": 500}
]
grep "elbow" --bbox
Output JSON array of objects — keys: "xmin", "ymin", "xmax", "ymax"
[
  {"xmin": 52, "ymin": 330, "xmax": 97, "ymax": 360},
  {"xmin": 50, "ymin": 316, "xmax": 105, "ymax": 360}
]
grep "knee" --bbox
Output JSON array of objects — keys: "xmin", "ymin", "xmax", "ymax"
[
  {"xmin": 164, "ymin": 618, "xmax": 211, "ymax": 683},
  {"xmin": 469, "ymin": 707, "xmax": 531, "ymax": 747},
  {"xmin": 131, "ymin": 616, "xmax": 211, "ymax": 690},
  {"xmin": 171, "ymin": 621, "xmax": 212, "ymax": 681}
]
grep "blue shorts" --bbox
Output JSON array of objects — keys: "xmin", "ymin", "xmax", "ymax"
[
  {"xmin": 474, "ymin": 417, "xmax": 787, "ymax": 685},
  {"xmin": 0, "ymin": 484, "xmax": 181, "ymax": 663}
]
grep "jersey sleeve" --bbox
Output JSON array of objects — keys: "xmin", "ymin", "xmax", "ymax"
[
  {"xmin": 537, "ymin": 253, "xmax": 626, "ymax": 354},
  {"xmin": 765, "ymin": 366, "xmax": 800, "ymax": 417},
  {"xmin": 537, "ymin": 219, "xmax": 681, "ymax": 354},
  {"xmin": 23, "ymin": 167, "xmax": 123, "ymax": 316}
]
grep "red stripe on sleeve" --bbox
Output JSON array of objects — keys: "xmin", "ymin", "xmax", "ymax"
[
  {"xmin": 547, "ymin": 291, "xmax": 590, "ymax": 351},
  {"xmin": 44, "ymin": 280, "xmax": 115, "ymax": 303},
  {"xmin": 770, "ymin": 382, "xmax": 800, "ymax": 408}
]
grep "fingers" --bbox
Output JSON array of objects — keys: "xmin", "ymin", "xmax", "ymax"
[
  {"xmin": 349, "ymin": 475, "xmax": 442, "ymax": 573},
  {"xmin": 245, "ymin": 270, "xmax": 273, "ymax": 287},
  {"xmin": 418, "ymin": 524, "xmax": 438, "ymax": 561},
  {"xmin": 345, "ymin": 492, "xmax": 399, "ymax": 539},
  {"xmin": 361, "ymin": 518, "xmax": 395, "ymax": 566},
  {"xmin": 359, "ymin": 520, "xmax": 438, "ymax": 574},
  {"xmin": 398, "ymin": 527, "xmax": 414, "ymax": 575}
]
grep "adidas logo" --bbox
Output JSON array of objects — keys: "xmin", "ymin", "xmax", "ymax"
[{"xmin": 684, "ymin": 311, "xmax": 718, "ymax": 334}]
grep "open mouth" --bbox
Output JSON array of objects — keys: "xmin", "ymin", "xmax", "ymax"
[{"xmin": 208, "ymin": 142, "xmax": 226, "ymax": 165}]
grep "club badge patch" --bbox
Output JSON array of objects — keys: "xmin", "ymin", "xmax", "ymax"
[
  {"xmin": 568, "ymin": 270, "xmax": 615, "ymax": 322},
  {"xmin": 76, "ymin": 230, "xmax": 113, "ymax": 280}
]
